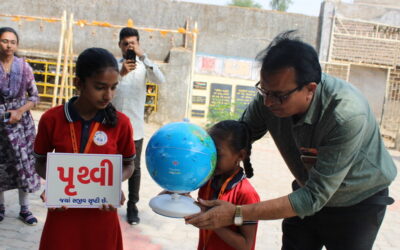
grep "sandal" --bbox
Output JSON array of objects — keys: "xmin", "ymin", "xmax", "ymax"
[{"xmin": 19, "ymin": 211, "xmax": 38, "ymax": 226}]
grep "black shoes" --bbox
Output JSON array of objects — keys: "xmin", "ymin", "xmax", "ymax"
[{"xmin": 127, "ymin": 205, "xmax": 140, "ymax": 225}]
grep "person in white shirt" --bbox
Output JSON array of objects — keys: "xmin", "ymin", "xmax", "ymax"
[{"xmin": 112, "ymin": 27, "xmax": 165, "ymax": 225}]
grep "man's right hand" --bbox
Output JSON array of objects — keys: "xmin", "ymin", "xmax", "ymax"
[{"xmin": 120, "ymin": 59, "xmax": 136, "ymax": 77}]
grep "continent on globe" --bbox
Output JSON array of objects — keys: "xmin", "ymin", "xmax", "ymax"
[{"xmin": 146, "ymin": 122, "xmax": 217, "ymax": 217}]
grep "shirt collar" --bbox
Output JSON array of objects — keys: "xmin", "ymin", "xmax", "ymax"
[
  {"xmin": 211, "ymin": 168, "xmax": 246, "ymax": 193},
  {"xmin": 64, "ymin": 96, "xmax": 106, "ymax": 123},
  {"xmin": 292, "ymin": 74, "xmax": 324, "ymax": 126}
]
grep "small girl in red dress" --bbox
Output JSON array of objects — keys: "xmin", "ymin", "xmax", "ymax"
[{"xmin": 197, "ymin": 120, "xmax": 260, "ymax": 250}]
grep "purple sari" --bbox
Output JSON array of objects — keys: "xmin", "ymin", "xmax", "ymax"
[{"xmin": 0, "ymin": 56, "xmax": 40, "ymax": 192}]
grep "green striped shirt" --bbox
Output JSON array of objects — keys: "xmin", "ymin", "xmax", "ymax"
[{"xmin": 240, "ymin": 73, "xmax": 397, "ymax": 218}]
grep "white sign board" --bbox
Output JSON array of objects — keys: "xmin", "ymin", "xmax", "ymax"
[{"xmin": 45, "ymin": 152, "xmax": 122, "ymax": 208}]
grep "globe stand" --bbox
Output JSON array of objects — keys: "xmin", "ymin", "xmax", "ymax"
[{"xmin": 149, "ymin": 193, "xmax": 201, "ymax": 218}]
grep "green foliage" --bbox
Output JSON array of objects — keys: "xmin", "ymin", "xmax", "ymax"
[
  {"xmin": 206, "ymin": 101, "xmax": 246, "ymax": 128},
  {"xmin": 228, "ymin": 0, "xmax": 262, "ymax": 9},
  {"xmin": 269, "ymin": 0, "xmax": 293, "ymax": 12}
]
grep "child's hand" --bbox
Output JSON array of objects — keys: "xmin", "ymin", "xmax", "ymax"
[
  {"xmin": 120, "ymin": 191, "xmax": 126, "ymax": 206},
  {"xmin": 49, "ymin": 206, "xmax": 68, "ymax": 212},
  {"xmin": 40, "ymin": 190, "xmax": 46, "ymax": 202},
  {"xmin": 100, "ymin": 204, "xmax": 117, "ymax": 211},
  {"xmin": 158, "ymin": 189, "xmax": 173, "ymax": 195},
  {"xmin": 41, "ymin": 190, "xmax": 69, "ymax": 211},
  {"xmin": 194, "ymin": 200, "xmax": 209, "ymax": 212},
  {"xmin": 158, "ymin": 190, "xmax": 191, "ymax": 197},
  {"xmin": 180, "ymin": 192, "xmax": 192, "ymax": 198}
]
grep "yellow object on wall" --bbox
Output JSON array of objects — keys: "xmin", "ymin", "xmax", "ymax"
[{"xmin": 26, "ymin": 58, "xmax": 159, "ymax": 112}]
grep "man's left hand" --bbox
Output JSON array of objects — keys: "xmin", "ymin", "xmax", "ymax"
[{"xmin": 184, "ymin": 199, "xmax": 236, "ymax": 229}]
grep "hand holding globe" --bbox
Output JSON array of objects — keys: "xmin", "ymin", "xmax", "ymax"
[{"xmin": 146, "ymin": 122, "xmax": 217, "ymax": 218}]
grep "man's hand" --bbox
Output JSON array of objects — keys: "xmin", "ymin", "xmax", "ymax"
[
  {"xmin": 132, "ymin": 44, "xmax": 144, "ymax": 58},
  {"xmin": 184, "ymin": 199, "xmax": 236, "ymax": 229},
  {"xmin": 120, "ymin": 59, "xmax": 136, "ymax": 77}
]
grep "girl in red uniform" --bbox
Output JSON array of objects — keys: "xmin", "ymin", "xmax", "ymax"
[
  {"xmin": 197, "ymin": 120, "xmax": 260, "ymax": 250},
  {"xmin": 34, "ymin": 48, "xmax": 135, "ymax": 250}
]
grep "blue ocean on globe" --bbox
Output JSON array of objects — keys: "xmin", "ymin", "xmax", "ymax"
[{"xmin": 146, "ymin": 122, "xmax": 217, "ymax": 193}]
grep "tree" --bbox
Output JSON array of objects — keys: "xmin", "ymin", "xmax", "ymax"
[
  {"xmin": 269, "ymin": 0, "xmax": 293, "ymax": 12},
  {"xmin": 228, "ymin": 0, "xmax": 262, "ymax": 9}
]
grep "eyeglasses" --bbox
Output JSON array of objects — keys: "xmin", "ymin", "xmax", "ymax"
[
  {"xmin": 0, "ymin": 39, "xmax": 17, "ymax": 45},
  {"xmin": 255, "ymin": 81, "xmax": 302, "ymax": 104}
]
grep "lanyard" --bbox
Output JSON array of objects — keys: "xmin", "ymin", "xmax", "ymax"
[
  {"xmin": 69, "ymin": 122, "xmax": 100, "ymax": 153},
  {"xmin": 202, "ymin": 168, "xmax": 241, "ymax": 249}
]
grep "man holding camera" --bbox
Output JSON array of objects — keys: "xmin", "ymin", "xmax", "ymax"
[{"xmin": 112, "ymin": 27, "xmax": 165, "ymax": 225}]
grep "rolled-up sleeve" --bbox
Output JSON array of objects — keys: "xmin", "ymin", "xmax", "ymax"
[
  {"xmin": 142, "ymin": 54, "xmax": 166, "ymax": 85},
  {"xmin": 289, "ymin": 115, "xmax": 367, "ymax": 218}
]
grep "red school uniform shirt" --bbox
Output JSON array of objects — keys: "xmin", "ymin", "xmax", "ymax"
[
  {"xmin": 34, "ymin": 97, "xmax": 135, "ymax": 250},
  {"xmin": 197, "ymin": 168, "xmax": 260, "ymax": 250}
]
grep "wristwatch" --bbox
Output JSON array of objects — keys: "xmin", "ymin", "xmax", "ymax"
[{"xmin": 234, "ymin": 205, "xmax": 243, "ymax": 226}]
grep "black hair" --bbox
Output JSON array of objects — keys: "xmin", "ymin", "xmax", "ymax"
[
  {"xmin": 75, "ymin": 47, "xmax": 119, "ymax": 127},
  {"xmin": 0, "ymin": 27, "xmax": 19, "ymax": 44},
  {"xmin": 256, "ymin": 30, "xmax": 321, "ymax": 87},
  {"xmin": 119, "ymin": 27, "xmax": 140, "ymax": 42},
  {"xmin": 207, "ymin": 120, "xmax": 254, "ymax": 178}
]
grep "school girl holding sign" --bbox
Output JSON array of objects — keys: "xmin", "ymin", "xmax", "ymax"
[{"xmin": 34, "ymin": 48, "xmax": 135, "ymax": 250}]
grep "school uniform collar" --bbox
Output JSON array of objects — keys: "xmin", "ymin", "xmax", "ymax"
[
  {"xmin": 64, "ymin": 96, "xmax": 106, "ymax": 123},
  {"xmin": 211, "ymin": 168, "xmax": 246, "ymax": 194}
]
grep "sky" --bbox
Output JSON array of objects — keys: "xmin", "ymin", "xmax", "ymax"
[{"xmin": 179, "ymin": 0, "xmax": 353, "ymax": 16}]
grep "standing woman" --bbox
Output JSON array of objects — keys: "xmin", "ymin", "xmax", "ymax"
[
  {"xmin": 34, "ymin": 47, "xmax": 135, "ymax": 250},
  {"xmin": 0, "ymin": 27, "xmax": 40, "ymax": 225}
]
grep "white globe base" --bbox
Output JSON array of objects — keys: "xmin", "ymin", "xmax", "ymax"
[{"xmin": 149, "ymin": 193, "xmax": 201, "ymax": 218}]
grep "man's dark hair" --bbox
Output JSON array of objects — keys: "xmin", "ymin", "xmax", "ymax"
[
  {"xmin": 119, "ymin": 27, "xmax": 140, "ymax": 42},
  {"xmin": 257, "ymin": 30, "xmax": 321, "ymax": 86}
]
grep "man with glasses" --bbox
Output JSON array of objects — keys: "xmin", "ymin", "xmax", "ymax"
[
  {"xmin": 112, "ymin": 27, "xmax": 165, "ymax": 225},
  {"xmin": 186, "ymin": 31, "xmax": 396, "ymax": 250}
]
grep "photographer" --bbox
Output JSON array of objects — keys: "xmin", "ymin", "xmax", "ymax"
[{"xmin": 112, "ymin": 27, "xmax": 165, "ymax": 225}]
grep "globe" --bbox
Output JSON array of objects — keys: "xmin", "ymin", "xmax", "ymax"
[
  {"xmin": 145, "ymin": 122, "xmax": 217, "ymax": 217},
  {"xmin": 146, "ymin": 121, "xmax": 217, "ymax": 193}
]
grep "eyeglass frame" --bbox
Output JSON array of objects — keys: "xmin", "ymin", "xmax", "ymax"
[{"xmin": 255, "ymin": 81, "xmax": 303, "ymax": 104}]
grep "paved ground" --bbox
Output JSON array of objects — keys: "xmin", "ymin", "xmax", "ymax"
[{"xmin": 0, "ymin": 110, "xmax": 399, "ymax": 250}]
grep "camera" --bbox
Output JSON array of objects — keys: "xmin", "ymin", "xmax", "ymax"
[
  {"xmin": 3, "ymin": 112, "xmax": 10, "ymax": 123},
  {"xmin": 125, "ymin": 49, "xmax": 136, "ymax": 62}
]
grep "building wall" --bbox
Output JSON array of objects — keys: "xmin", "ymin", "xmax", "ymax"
[
  {"xmin": 354, "ymin": 0, "xmax": 400, "ymax": 7},
  {"xmin": 319, "ymin": 1, "xmax": 400, "ymax": 148},
  {"xmin": 0, "ymin": 0, "xmax": 320, "ymax": 125},
  {"xmin": 348, "ymin": 65, "xmax": 387, "ymax": 122},
  {"xmin": 334, "ymin": 1, "xmax": 400, "ymax": 26},
  {"xmin": 0, "ymin": 0, "xmax": 319, "ymax": 61}
]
